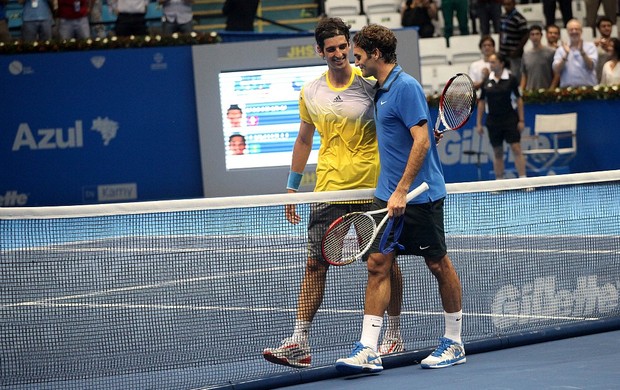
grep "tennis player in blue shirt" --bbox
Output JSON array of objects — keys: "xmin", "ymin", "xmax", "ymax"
[{"xmin": 335, "ymin": 24, "xmax": 466, "ymax": 374}]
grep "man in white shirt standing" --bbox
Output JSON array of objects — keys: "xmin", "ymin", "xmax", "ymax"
[
  {"xmin": 469, "ymin": 35, "xmax": 496, "ymax": 91},
  {"xmin": 109, "ymin": 0, "xmax": 149, "ymax": 37}
]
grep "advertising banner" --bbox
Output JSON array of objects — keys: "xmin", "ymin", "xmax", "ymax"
[{"xmin": 0, "ymin": 46, "xmax": 203, "ymax": 206}]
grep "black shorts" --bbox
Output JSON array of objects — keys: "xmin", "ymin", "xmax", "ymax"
[
  {"xmin": 369, "ymin": 197, "xmax": 447, "ymax": 259},
  {"xmin": 307, "ymin": 202, "xmax": 372, "ymax": 261},
  {"xmin": 486, "ymin": 113, "xmax": 520, "ymax": 148}
]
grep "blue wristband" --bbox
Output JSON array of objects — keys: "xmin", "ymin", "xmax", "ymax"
[{"xmin": 286, "ymin": 171, "xmax": 303, "ymax": 191}]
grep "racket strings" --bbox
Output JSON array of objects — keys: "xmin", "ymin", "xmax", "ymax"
[
  {"xmin": 441, "ymin": 75, "xmax": 475, "ymax": 129},
  {"xmin": 322, "ymin": 214, "xmax": 376, "ymax": 265}
]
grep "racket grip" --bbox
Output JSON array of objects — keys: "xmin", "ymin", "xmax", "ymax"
[{"xmin": 406, "ymin": 182, "xmax": 429, "ymax": 202}]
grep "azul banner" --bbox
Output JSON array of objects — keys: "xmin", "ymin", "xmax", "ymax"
[{"xmin": 0, "ymin": 47, "xmax": 203, "ymax": 206}]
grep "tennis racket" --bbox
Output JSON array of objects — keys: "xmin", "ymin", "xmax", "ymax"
[
  {"xmin": 435, "ymin": 73, "xmax": 476, "ymax": 134},
  {"xmin": 321, "ymin": 182, "xmax": 429, "ymax": 266}
]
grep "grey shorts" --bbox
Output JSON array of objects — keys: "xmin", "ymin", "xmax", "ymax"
[
  {"xmin": 307, "ymin": 202, "xmax": 372, "ymax": 261},
  {"xmin": 369, "ymin": 197, "xmax": 447, "ymax": 259}
]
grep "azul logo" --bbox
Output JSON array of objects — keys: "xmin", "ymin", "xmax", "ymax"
[
  {"xmin": 0, "ymin": 191, "xmax": 28, "ymax": 206},
  {"xmin": 11, "ymin": 117, "xmax": 119, "ymax": 151},
  {"xmin": 491, "ymin": 276, "xmax": 619, "ymax": 330}
]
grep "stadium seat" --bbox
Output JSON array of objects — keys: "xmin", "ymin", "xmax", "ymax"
[
  {"xmin": 572, "ymin": 0, "xmax": 587, "ymax": 25},
  {"xmin": 448, "ymin": 35, "xmax": 482, "ymax": 64},
  {"xmin": 324, "ymin": 0, "xmax": 361, "ymax": 16},
  {"xmin": 515, "ymin": 3, "xmax": 545, "ymax": 27},
  {"xmin": 419, "ymin": 36, "xmax": 450, "ymax": 65},
  {"xmin": 367, "ymin": 12, "xmax": 402, "ymax": 29},
  {"xmin": 341, "ymin": 14, "xmax": 369, "ymax": 31},
  {"xmin": 363, "ymin": 0, "xmax": 401, "ymax": 15}
]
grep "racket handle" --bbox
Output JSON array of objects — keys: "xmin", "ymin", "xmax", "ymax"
[{"xmin": 406, "ymin": 182, "xmax": 429, "ymax": 202}]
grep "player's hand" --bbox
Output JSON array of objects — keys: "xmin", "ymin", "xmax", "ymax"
[
  {"xmin": 517, "ymin": 121, "xmax": 525, "ymax": 132},
  {"xmin": 387, "ymin": 190, "xmax": 407, "ymax": 218},
  {"xmin": 475, "ymin": 124, "xmax": 484, "ymax": 135},
  {"xmin": 285, "ymin": 204, "xmax": 301, "ymax": 224},
  {"xmin": 433, "ymin": 129, "xmax": 443, "ymax": 145}
]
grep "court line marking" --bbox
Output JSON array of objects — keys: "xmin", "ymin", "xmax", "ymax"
[
  {"xmin": 4, "ymin": 300, "xmax": 601, "ymax": 323},
  {"xmin": 2, "ymin": 264, "xmax": 305, "ymax": 308}
]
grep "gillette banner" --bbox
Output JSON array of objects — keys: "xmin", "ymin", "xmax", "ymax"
[{"xmin": 0, "ymin": 47, "xmax": 202, "ymax": 206}]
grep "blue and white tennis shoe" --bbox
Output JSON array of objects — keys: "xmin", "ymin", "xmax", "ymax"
[
  {"xmin": 420, "ymin": 337, "xmax": 466, "ymax": 368},
  {"xmin": 335, "ymin": 342, "xmax": 383, "ymax": 374}
]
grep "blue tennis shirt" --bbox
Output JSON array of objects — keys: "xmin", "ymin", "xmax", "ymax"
[{"xmin": 374, "ymin": 64, "xmax": 447, "ymax": 203}]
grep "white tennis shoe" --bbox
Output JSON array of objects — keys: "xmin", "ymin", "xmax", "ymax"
[{"xmin": 262, "ymin": 337, "xmax": 311, "ymax": 368}]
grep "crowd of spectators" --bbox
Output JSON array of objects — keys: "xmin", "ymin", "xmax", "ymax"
[
  {"xmin": 3, "ymin": 0, "xmax": 620, "ymax": 89},
  {"xmin": 450, "ymin": 0, "xmax": 620, "ymax": 90},
  {"xmin": 2, "ymin": 0, "xmax": 197, "ymax": 40}
]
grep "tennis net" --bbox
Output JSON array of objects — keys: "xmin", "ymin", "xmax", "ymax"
[{"xmin": 1, "ymin": 171, "xmax": 620, "ymax": 389}]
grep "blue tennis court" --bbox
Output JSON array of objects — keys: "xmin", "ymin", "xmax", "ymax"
[{"xmin": 284, "ymin": 330, "xmax": 620, "ymax": 389}]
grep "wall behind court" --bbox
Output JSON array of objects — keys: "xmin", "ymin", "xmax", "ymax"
[{"xmin": 1, "ymin": 31, "xmax": 619, "ymax": 206}]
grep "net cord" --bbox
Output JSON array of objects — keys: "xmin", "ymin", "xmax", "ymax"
[{"xmin": 1, "ymin": 171, "xmax": 619, "ymax": 219}]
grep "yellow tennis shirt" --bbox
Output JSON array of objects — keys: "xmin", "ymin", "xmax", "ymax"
[{"xmin": 299, "ymin": 67, "xmax": 379, "ymax": 192}]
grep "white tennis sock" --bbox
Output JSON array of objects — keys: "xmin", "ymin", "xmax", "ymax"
[
  {"xmin": 292, "ymin": 320, "xmax": 311, "ymax": 342},
  {"xmin": 360, "ymin": 315, "xmax": 383, "ymax": 351},
  {"xmin": 443, "ymin": 310, "xmax": 463, "ymax": 344},
  {"xmin": 384, "ymin": 315, "xmax": 401, "ymax": 339}
]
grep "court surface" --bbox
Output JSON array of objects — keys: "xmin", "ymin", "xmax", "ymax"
[{"xmin": 283, "ymin": 330, "xmax": 620, "ymax": 389}]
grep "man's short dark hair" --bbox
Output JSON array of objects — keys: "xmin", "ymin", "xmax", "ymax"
[
  {"xmin": 529, "ymin": 25, "xmax": 543, "ymax": 34},
  {"xmin": 315, "ymin": 17, "xmax": 351, "ymax": 51},
  {"xmin": 479, "ymin": 35, "xmax": 495, "ymax": 49}
]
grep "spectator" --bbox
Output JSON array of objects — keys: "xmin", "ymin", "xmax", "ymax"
[
  {"xmin": 594, "ymin": 16, "xmax": 614, "ymax": 83},
  {"xmin": 109, "ymin": 0, "xmax": 149, "ymax": 37},
  {"xmin": 222, "ymin": 0, "xmax": 259, "ymax": 32},
  {"xmin": 600, "ymin": 38, "xmax": 620, "ymax": 85},
  {"xmin": 545, "ymin": 23, "xmax": 560, "ymax": 49},
  {"xmin": 442, "ymin": 0, "xmax": 469, "ymax": 39},
  {"xmin": 499, "ymin": 0, "xmax": 528, "ymax": 81},
  {"xmin": 401, "ymin": 0, "xmax": 437, "ymax": 38},
  {"xmin": 520, "ymin": 25, "xmax": 555, "ymax": 90},
  {"xmin": 0, "ymin": 0, "xmax": 8, "ymax": 43},
  {"xmin": 469, "ymin": 0, "xmax": 477, "ymax": 34},
  {"xmin": 542, "ymin": 0, "xmax": 572, "ymax": 28},
  {"xmin": 228, "ymin": 134, "xmax": 246, "ymax": 155},
  {"xmin": 585, "ymin": 0, "xmax": 617, "ymax": 36},
  {"xmin": 475, "ymin": 53, "xmax": 528, "ymax": 181},
  {"xmin": 469, "ymin": 34, "xmax": 496, "ymax": 90},
  {"xmin": 90, "ymin": 0, "xmax": 105, "ymax": 38},
  {"xmin": 476, "ymin": 0, "xmax": 502, "ymax": 35},
  {"xmin": 57, "ymin": 0, "xmax": 90, "ymax": 40},
  {"xmin": 160, "ymin": 0, "xmax": 193, "ymax": 34},
  {"xmin": 19, "ymin": 0, "xmax": 53, "ymax": 41},
  {"xmin": 552, "ymin": 18, "xmax": 598, "ymax": 87}
]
